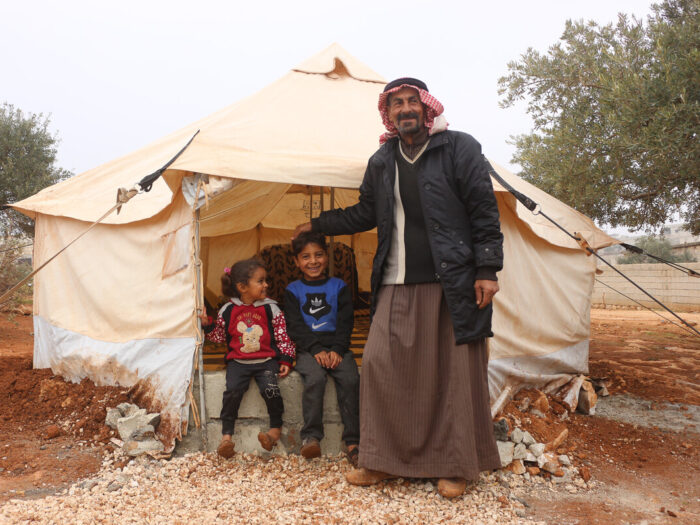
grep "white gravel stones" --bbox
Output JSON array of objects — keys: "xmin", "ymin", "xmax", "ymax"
[{"xmin": 0, "ymin": 452, "xmax": 543, "ymax": 524}]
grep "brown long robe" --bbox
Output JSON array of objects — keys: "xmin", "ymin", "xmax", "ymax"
[{"xmin": 358, "ymin": 283, "xmax": 501, "ymax": 479}]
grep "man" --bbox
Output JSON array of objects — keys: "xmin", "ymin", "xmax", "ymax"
[{"xmin": 293, "ymin": 77, "xmax": 503, "ymax": 498}]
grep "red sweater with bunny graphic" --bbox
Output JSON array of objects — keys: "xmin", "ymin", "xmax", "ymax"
[{"xmin": 204, "ymin": 298, "xmax": 295, "ymax": 365}]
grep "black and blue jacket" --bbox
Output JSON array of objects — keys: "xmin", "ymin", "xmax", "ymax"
[{"xmin": 284, "ymin": 276, "xmax": 354, "ymax": 357}]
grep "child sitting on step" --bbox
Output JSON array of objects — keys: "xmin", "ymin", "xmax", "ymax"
[
  {"xmin": 201, "ymin": 257, "xmax": 295, "ymax": 458},
  {"xmin": 284, "ymin": 232, "xmax": 360, "ymax": 466}
]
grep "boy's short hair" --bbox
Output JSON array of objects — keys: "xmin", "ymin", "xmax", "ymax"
[{"xmin": 292, "ymin": 231, "xmax": 328, "ymax": 256}]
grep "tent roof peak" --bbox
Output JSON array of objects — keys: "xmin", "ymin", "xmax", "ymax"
[{"xmin": 293, "ymin": 42, "xmax": 385, "ymax": 84}]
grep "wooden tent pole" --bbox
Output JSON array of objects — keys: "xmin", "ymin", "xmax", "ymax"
[
  {"xmin": 329, "ymin": 187, "xmax": 335, "ymax": 277},
  {"xmin": 193, "ymin": 206, "xmax": 208, "ymax": 451}
]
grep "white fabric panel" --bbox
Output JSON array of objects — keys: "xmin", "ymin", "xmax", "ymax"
[
  {"xmin": 34, "ymin": 315, "xmax": 195, "ymax": 450},
  {"xmin": 488, "ymin": 339, "xmax": 589, "ymax": 402}
]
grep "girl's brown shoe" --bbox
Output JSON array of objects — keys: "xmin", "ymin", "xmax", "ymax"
[
  {"xmin": 257, "ymin": 432, "xmax": 279, "ymax": 451},
  {"xmin": 217, "ymin": 439, "xmax": 235, "ymax": 459}
]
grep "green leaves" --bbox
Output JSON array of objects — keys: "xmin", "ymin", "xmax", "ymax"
[
  {"xmin": 499, "ymin": 0, "xmax": 700, "ymax": 234},
  {"xmin": 0, "ymin": 103, "xmax": 72, "ymax": 237}
]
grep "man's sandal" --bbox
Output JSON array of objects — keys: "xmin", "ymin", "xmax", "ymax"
[
  {"xmin": 437, "ymin": 477, "xmax": 468, "ymax": 498},
  {"xmin": 345, "ymin": 467, "xmax": 397, "ymax": 486}
]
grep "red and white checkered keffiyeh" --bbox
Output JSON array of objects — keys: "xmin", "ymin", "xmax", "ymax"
[{"xmin": 378, "ymin": 84, "xmax": 449, "ymax": 144}]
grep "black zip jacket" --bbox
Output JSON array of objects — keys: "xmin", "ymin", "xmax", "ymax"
[{"xmin": 312, "ymin": 130, "xmax": 503, "ymax": 344}]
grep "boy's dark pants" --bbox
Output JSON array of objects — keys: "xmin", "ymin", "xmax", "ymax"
[
  {"xmin": 295, "ymin": 351, "xmax": 360, "ymax": 446},
  {"xmin": 221, "ymin": 359, "xmax": 283, "ymax": 435}
]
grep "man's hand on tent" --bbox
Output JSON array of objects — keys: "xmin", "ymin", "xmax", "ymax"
[
  {"xmin": 292, "ymin": 222, "xmax": 312, "ymax": 240},
  {"xmin": 474, "ymin": 279, "xmax": 499, "ymax": 309},
  {"xmin": 199, "ymin": 313, "xmax": 212, "ymax": 327}
]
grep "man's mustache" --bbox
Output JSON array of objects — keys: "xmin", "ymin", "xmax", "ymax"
[{"xmin": 398, "ymin": 112, "xmax": 419, "ymax": 122}]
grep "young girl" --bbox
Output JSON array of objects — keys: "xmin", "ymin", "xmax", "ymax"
[{"xmin": 201, "ymin": 257, "xmax": 295, "ymax": 458}]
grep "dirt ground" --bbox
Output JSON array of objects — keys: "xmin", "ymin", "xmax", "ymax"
[{"xmin": 0, "ymin": 308, "xmax": 698, "ymax": 523}]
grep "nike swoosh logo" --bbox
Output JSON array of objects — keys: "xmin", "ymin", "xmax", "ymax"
[
  {"xmin": 312, "ymin": 322, "xmax": 327, "ymax": 330},
  {"xmin": 309, "ymin": 306, "xmax": 325, "ymax": 314}
]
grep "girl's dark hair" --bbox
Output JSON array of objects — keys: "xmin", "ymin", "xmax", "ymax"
[
  {"xmin": 291, "ymin": 231, "xmax": 328, "ymax": 256},
  {"xmin": 221, "ymin": 257, "xmax": 265, "ymax": 298}
]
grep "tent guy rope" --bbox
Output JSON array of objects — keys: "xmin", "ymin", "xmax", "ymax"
[
  {"xmin": 595, "ymin": 278, "xmax": 699, "ymax": 338},
  {"xmin": 485, "ymin": 158, "xmax": 700, "ymax": 339},
  {"xmin": 0, "ymin": 130, "xmax": 200, "ymax": 306}
]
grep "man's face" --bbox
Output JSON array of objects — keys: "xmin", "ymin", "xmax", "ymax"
[{"xmin": 387, "ymin": 87, "xmax": 425, "ymax": 136}]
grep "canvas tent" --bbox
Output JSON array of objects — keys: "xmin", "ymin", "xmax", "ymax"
[{"xmin": 12, "ymin": 43, "xmax": 619, "ymax": 448}]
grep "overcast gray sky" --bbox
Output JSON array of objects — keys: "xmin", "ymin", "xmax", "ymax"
[{"xmin": 3, "ymin": 0, "xmax": 652, "ymax": 178}]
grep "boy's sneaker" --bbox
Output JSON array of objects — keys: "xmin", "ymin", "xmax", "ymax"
[
  {"xmin": 217, "ymin": 439, "xmax": 235, "ymax": 459},
  {"xmin": 300, "ymin": 438, "xmax": 321, "ymax": 459},
  {"xmin": 346, "ymin": 446, "xmax": 359, "ymax": 467}
]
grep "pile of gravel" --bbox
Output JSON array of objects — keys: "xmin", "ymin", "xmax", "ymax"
[{"xmin": 1, "ymin": 452, "xmax": 544, "ymax": 524}]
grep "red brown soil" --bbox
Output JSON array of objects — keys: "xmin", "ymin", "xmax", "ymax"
[
  {"xmin": 0, "ymin": 313, "xmax": 129, "ymax": 502},
  {"xmin": 588, "ymin": 309, "xmax": 700, "ymax": 405},
  {"xmin": 503, "ymin": 309, "xmax": 700, "ymax": 524}
]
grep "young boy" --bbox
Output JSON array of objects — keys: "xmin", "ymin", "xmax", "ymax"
[{"xmin": 284, "ymin": 232, "xmax": 360, "ymax": 465}]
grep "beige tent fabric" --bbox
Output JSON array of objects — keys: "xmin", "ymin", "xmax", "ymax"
[
  {"xmin": 293, "ymin": 42, "xmax": 385, "ymax": 82},
  {"xmin": 33, "ymin": 193, "xmax": 196, "ymax": 342},
  {"xmin": 13, "ymin": 41, "xmax": 616, "ymax": 255},
  {"xmin": 489, "ymin": 161, "xmax": 619, "ymax": 251},
  {"xmin": 490, "ymin": 193, "xmax": 594, "ymax": 360},
  {"xmin": 13, "ymin": 43, "xmax": 386, "ymax": 225},
  {"xmin": 198, "ymin": 181, "xmax": 292, "ymax": 237}
]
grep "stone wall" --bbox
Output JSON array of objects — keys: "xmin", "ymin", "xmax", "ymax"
[{"xmin": 593, "ymin": 262, "xmax": 700, "ymax": 312}]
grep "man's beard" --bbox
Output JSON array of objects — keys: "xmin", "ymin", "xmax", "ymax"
[{"xmin": 396, "ymin": 112, "xmax": 422, "ymax": 135}]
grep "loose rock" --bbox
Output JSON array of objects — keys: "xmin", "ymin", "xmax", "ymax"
[
  {"xmin": 497, "ymin": 441, "xmax": 515, "ymax": 467},
  {"xmin": 529, "ymin": 443, "xmax": 545, "ymax": 457}
]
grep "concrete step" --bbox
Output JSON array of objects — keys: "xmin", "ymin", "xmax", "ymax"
[{"xmin": 201, "ymin": 369, "xmax": 349, "ymax": 456}]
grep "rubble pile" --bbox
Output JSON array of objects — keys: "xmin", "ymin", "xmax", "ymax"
[
  {"xmin": 494, "ymin": 377, "xmax": 605, "ymax": 486},
  {"xmin": 105, "ymin": 403, "xmax": 165, "ymax": 457}
]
